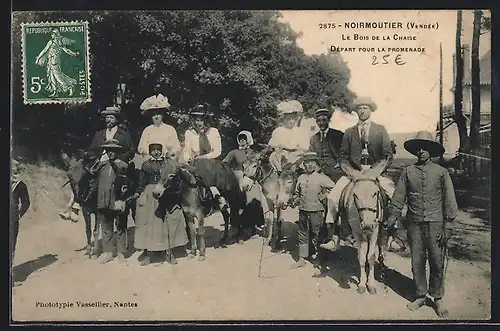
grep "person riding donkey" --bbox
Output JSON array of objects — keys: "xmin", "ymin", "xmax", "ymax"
[
  {"xmin": 384, "ymin": 131, "xmax": 458, "ymax": 317},
  {"xmin": 222, "ymin": 130, "xmax": 272, "ymax": 236},
  {"xmin": 93, "ymin": 139, "xmax": 131, "ymax": 264},
  {"xmin": 83, "ymin": 106, "xmax": 136, "ymax": 207},
  {"xmin": 320, "ymin": 97, "xmax": 395, "ymax": 251},
  {"xmin": 267, "ymin": 100, "xmax": 310, "ymax": 208}
]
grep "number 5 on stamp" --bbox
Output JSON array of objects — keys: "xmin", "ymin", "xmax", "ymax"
[{"xmin": 21, "ymin": 21, "xmax": 91, "ymax": 105}]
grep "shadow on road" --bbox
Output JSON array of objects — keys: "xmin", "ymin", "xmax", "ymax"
[
  {"xmin": 13, "ymin": 254, "xmax": 58, "ymax": 283},
  {"xmin": 322, "ymin": 247, "xmax": 359, "ymax": 289},
  {"xmin": 376, "ymin": 266, "xmax": 415, "ymax": 302}
]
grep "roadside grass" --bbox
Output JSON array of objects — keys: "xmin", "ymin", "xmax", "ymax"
[{"xmin": 17, "ymin": 162, "xmax": 72, "ymax": 231}]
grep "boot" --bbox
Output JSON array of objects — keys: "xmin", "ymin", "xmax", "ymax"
[{"xmin": 320, "ymin": 207, "xmax": 341, "ymax": 252}]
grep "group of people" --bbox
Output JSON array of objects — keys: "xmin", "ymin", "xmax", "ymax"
[
  {"xmin": 11, "ymin": 93, "xmax": 459, "ymax": 317},
  {"xmin": 263, "ymin": 97, "xmax": 457, "ymax": 317}
]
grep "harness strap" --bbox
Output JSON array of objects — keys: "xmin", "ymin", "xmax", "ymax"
[{"xmin": 339, "ymin": 180, "xmax": 356, "ymax": 214}]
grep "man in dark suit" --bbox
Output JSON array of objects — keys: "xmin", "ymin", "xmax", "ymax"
[
  {"xmin": 88, "ymin": 106, "xmax": 135, "ymax": 165},
  {"xmin": 309, "ymin": 108, "xmax": 344, "ymax": 248},
  {"xmin": 309, "ymin": 108, "xmax": 344, "ymax": 182},
  {"xmin": 320, "ymin": 97, "xmax": 395, "ymax": 251}
]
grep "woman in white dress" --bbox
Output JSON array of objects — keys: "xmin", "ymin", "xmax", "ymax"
[
  {"xmin": 137, "ymin": 94, "xmax": 181, "ymax": 163},
  {"xmin": 182, "ymin": 103, "xmax": 222, "ymax": 164},
  {"xmin": 267, "ymin": 100, "xmax": 309, "ymax": 206}
]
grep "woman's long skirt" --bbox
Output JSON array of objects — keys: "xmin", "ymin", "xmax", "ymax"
[{"xmin": 134, "ymin": 184, "xmax": 188, "ymax": 251}]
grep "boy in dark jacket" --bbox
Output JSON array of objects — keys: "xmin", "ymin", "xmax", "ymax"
[{"xmin": 11, "ymin": 159, "xmax": 31, "ymax": 268}]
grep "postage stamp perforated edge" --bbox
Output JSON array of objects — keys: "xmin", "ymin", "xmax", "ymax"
[{"xmin": 21, "ymin": 21, "xmax": 92, "ymax": 105}]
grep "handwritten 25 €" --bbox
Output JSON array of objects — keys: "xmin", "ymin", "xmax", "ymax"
[{"xmin": 372, "ymin": 54, "xmax": 406, "ymax": 66}]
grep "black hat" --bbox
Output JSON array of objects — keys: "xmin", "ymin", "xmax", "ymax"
[
  {"xmin": 148, "ymin": 143, "xmax": 163, "ymax": 153},
  {"xmin": 404, "ymin": 131, "xmax": 445, "ymax": 158}
]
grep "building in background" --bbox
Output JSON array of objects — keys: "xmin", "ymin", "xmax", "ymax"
[{"xmin": 438, "ymin": 46, "xmax": 491, "ymax": 158}]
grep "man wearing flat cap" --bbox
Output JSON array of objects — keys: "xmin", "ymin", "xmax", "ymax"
[
  {"xmin": 320, "ymin": 97, "xmax": 395, "ymax": 251},
  {"xmin": 385, "ymin": 131, "xmax": 458, "ymax": 318}
]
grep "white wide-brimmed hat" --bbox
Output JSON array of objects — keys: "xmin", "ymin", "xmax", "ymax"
[
  {"xmin": 140, "ymin": 94, "xmax": 171, "ymax": 116},
  {"xmin": 277, "ymin": 100, "xmax": 303, "ymax": 116}
]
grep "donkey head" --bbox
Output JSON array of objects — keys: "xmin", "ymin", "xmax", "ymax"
[{"xmin": 352, "ymin": 177, "xmax": 383, "ymax": 231}]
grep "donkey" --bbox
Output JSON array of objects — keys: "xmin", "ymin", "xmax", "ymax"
[
  {"xmin": 340, "ymin": 177, "xmax": 391, "ymax": 294},
  {"xmin": 61, "ymin": 152, "xmax": 100, "ymax": 256},
  {"xmin": 242, "ymin": 145, "xmax": 292, "ymax": 253}
]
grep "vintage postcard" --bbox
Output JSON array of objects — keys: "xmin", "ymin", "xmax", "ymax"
[{"xmin": 10, "ymin": 9, "xmax": 491, "ymax": 323}]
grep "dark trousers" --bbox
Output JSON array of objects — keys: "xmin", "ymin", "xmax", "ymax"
[
  {"xmin": 407, "ymin": 221, "xmax": 445, "ymax": 299},
  {"xmin": 297, "ymin": 210, "xmax": 324, "ymax": 258},
  {"xmin": 12, "ymin": 220, "xmax": 19, "ymax": 263},
  {"xmin": 98, "ymin": 209, "xmax": 128, "ymax": 254}
]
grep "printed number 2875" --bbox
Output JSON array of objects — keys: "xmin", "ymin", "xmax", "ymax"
[{"xmin": 319, "ymin": 23, "xmax": 336, "ymax": 29}]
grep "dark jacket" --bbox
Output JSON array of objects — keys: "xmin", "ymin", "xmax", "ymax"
[
  {"xmin": 88, "ymin": 126, "xmax": 135, "ymax": 163},
  {"xmin": 388, "ymin": 161, "xmax": 458, "ymax": 225},
  {"xmin": 339, "ymin": 121, "xmax": 393, "ymax": 178},
  {"xmin": 11, "ymin": 181, "xmax": 30, "ymax": 222},
  {"xmin": 309, "ymin": 128, "xmax": 344, "ymax": 180}
]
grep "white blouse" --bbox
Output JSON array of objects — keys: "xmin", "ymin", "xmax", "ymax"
[
  {"xmin": 182, "ymin": 127, "xmax": 221, "ymax": 162},
  {"xmin": 268, "ymin": 126, "xmax": 310, "ymax": 151},
  {"xmin": 137, "ymin": 123, "xmax": 181, "ymax": 156}
]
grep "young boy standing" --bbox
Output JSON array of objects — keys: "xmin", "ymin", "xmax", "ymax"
[
  {"xmin": 385, "ymin": 131, "xmax": 458, "ymax": 318},
  {"xmin": 290, "ymin": 152, "xmax": 335, "ymax": 270},
  {"xmin": 11, "ymin": 159, "xmax": 31, "ymax": 270}
]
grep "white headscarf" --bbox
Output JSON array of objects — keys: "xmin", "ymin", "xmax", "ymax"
[{"xmin": 237, "ymin": 130, "xmax": 254, "ymax": 148}]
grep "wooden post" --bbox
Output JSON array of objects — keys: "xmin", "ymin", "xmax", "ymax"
[{"xmin": 439, "ymin": 43, "xmax": 444, "ymax": 164}]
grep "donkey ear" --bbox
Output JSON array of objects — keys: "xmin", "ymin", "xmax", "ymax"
[{"xmin": 179, "ymin": 167, "xmax": 197, "ymax": 186}]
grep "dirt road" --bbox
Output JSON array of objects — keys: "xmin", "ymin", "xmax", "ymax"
[{"xmin": 12, "ymin": 203, "xmax": 491, "ymax": 322}]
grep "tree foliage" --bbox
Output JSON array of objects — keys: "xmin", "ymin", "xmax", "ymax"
[{"xmin": 12, "ymin": 10, "xmax": 355, "ymax": 161}]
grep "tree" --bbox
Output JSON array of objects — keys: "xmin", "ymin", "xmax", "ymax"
[
  {"xmin": 469, "ymin": 10, "xmax": 482, "ymax": 151},
  {"xmin": 11, "ymin": 10, "xmax": 355, "ymax": 162},
  {"xmin": 454, "ymin": 10, "xmax": 469, "ymax": 153}
]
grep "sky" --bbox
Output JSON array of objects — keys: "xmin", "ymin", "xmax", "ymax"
[{"xmin": 279, "ymin": 10, "xmax": 491, "ymax": 134}]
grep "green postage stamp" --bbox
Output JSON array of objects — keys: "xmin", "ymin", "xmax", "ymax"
[{"xmin": 21, "ymin": 21, "xmax": 91, "ymax": 104}]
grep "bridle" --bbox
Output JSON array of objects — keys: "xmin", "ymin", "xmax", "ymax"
[{"xmin": 352, "ymin": 178, "xmax": 383, "ymax": 227}]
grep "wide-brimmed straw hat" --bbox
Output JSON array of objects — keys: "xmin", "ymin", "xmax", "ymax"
[
  {"xmin": 277, "ymin": 100, "xmax": 303, "ymax": 116},
  {"xmin": 100, "ymin": 106, "xmax": 121, "ymax": 117},
  {"xmin": 189, "ymin": 103, "xmax": 214, "ymax": 117},
  {"xmin": 315, "ymin": 108, "xmax": 332, "ymax": 118},
  {"xmin": 351, "ymin": 97, "xmax": 377, "ymax": 112},
  {"xmin": 140, "ymin": 94, "xmax": 171, "ymax": 116},
  {"xmin": 237, "ymin": 130, "xmax": 254, "ymax": 145},
  {"xmin": 101, "ymin": 139, "xmax": 124, "ymax": 150},
  {"xmin": 404, "ymin": 131, "xmax": 445, "ymax": 158}
]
